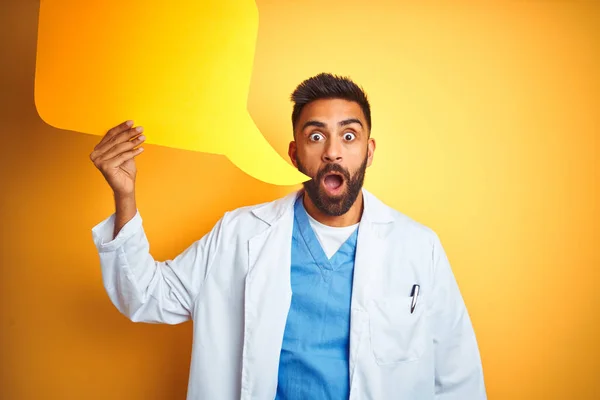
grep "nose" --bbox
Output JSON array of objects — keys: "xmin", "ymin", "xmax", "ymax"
[{"xmin": 322, "ymin": 137, "xmax": 343, "ymax": 163}]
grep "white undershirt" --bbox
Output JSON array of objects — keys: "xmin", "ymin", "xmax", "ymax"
[{"xmin": 306, "ymin": 213, "xmax": 359, "ymax": 259}]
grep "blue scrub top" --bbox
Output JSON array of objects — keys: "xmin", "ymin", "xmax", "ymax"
[{"xmin": 276, "ymin": 196, "xmax": 359, "ymax": 399}]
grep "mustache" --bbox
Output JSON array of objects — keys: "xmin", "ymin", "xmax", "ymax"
[{"xmin": 315, "ymin": 163, "xmax": 351, "ymax": 182}]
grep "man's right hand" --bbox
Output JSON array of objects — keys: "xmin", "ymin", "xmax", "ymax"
[{"xmin": 90, "ymin": 120, "xmax": 146, "ymax": 197}]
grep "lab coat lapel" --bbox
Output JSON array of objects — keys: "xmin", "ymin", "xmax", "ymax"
[
  {"xmin": 349, "ymin": 189, "xmax": 395, "ymax": 389},
  {"xmin": 240, "ymin": 191, "xmax": 300, "ymax": 400}
]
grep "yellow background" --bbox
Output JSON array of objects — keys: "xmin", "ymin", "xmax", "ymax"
[{"xmin": 2, "ymin": 0, "xmax": 599, "ymax": 399}]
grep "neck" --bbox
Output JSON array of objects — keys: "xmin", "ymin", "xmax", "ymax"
[{"xmin": 302, "ymin": 191, "xmax": 364, "ymax": 227}]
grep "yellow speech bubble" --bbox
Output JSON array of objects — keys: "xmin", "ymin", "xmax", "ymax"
[{"xmin": 34, "ymin": 0, "xmax": 308, "ymax": 186}]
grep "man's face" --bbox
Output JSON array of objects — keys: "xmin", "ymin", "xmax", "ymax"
[{"xmin": 289, "ymin": 98, "xmax": 376, "ymax": 216}]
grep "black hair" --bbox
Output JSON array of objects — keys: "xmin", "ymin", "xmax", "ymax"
[{"xmin": 290, "ymin": 73, "xmax": 371, "ymax": 133}]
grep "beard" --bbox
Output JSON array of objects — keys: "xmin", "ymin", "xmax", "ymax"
[{"xmin": 296, "ymin": 153, "xmax": 368, "ymax": 217}]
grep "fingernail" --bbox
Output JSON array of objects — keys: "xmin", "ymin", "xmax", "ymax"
[
  {"xmin": 126, "ymin": 120, "xmax": 134, "ymax": 126},
  {"xmin": 136, "ymin": 126, "xmax": 144, "ymax": 132},
  {"xmin": 139, "ymin": 135, "xmax": 146, "ymax": 140}
]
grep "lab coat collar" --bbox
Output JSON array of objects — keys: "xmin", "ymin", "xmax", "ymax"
[
  {"xmin": 250, "ymin": 189, "xmax": 301, "ymax": 226},
  {"xmin": 250, "ymin": 187, "xmax": 395, "ymax": 226},
  {"xmin": 360, "ymin": 187, "xmax": 395, "ymax": 224}
]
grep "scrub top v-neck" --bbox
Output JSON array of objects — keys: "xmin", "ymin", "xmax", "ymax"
[{"xmin": 275, "ymin": 195, "xmax": 359, "ymax": 400}]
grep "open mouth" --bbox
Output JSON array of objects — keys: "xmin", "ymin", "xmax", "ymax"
[{"xmin": 323, "ymin": 173, "xmax": 344, "ymax": 191}]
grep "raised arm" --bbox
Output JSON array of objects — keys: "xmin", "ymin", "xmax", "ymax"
[
  {"xmin": 89, "ymin": 120, "xmax": 225, "ymax": 324},
  {"xmin": 91, "ymin": 210, "xmax": 225, "ymax": 324}
]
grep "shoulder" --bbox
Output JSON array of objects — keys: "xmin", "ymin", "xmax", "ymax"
[
  {"xmin": 217, "ymin": 190, "xmax": 300, "ymax": 234},
  {"xmin": 364, "ymin": 189, "xmax": 440, "ymax": 247}
]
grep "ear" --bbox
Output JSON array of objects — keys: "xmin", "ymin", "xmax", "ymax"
[
  {"xmin": 366, "ymin": 137, "xmax": 376, "ymax": 167},
  {"xmin": 288, "ymin": 140, "xmax": 298, "ymax": 168}
]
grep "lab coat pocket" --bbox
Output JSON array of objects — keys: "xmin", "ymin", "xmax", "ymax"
[{"xmin": 367, "ymin": 296, "xmax": 427, "ymax": 365}]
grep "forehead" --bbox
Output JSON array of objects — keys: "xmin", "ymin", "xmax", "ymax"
[{"xmin": 297, "ymin": 98, "xmax": 366, "ymax": 127}]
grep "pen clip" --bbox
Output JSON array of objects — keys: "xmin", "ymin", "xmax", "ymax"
[{"xmin": 410, "ymin": 284, "xmax": 420, "ymax": 314}]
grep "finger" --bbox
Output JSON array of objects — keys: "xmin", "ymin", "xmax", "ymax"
[
  {"xmin": 92, "ymin": 126, "xmax": 144, "ymax": 160},
  {"xmin": 105, "ymin": 147, "xmax": 144, "ymax": 169},
  {"xmin": 98, "ymin": 133, "xmax": 146, "ymax": 162},
  {"xmin": 97, "ymin": 120, "xmax": 134, "ymax": 148}
]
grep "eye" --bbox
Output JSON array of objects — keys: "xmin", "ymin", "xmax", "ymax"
[
  {"xmin": 309, "ymin": 132, "xmax": 324, "ymax": 141},
  {"xmin": 343, "ymin": 132, "xmax": 356, "ymax": 141}
]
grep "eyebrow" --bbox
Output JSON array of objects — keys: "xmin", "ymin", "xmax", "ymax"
[
  {"xmin": 339, "ymin": 118, "xmax": 363, "ymax": 128},
  {"xmin": 301, "ymin": 118, "xmax": 363, "ymax": 131}
]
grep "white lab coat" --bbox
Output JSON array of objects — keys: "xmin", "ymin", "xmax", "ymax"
[{"xmin": 91, "ymin": 188, "xmax": 487, "ymax": 399}]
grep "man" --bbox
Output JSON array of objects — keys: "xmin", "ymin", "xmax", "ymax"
[{"xmin": 90, "ymin": 73, "xmax": 487, "ymax": 399}]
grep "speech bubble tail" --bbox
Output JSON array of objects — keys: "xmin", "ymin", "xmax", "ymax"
[{"xmin": 225, "ymin": 117, "xmax": 310, "ymax": 186}]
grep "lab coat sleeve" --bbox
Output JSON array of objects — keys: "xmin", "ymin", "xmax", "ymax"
[
  {"xmin": 91, "ymin": 209, "xmax": 225, "ymax": 324},
  {"xmin": 430, "ymin": 233, "xmax": 487, "ymax": 399}
]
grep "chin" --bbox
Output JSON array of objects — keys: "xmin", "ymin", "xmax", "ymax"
[{"xmin": 317, "ymin": 193, "xmax": 353, "ymax": 216}]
